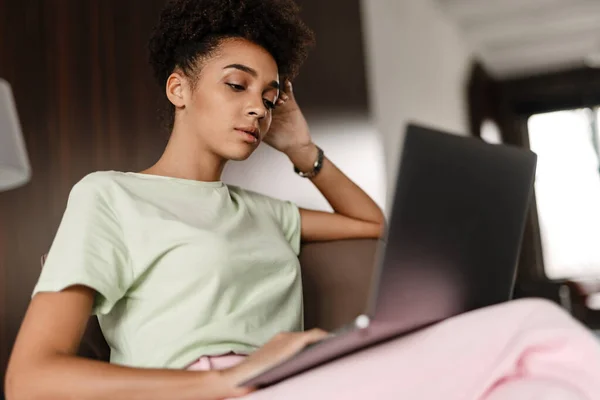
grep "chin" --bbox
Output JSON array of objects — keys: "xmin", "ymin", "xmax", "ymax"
[{"xmin": 223, "ymin": 145, "xmax": 257, "ymax": 161}]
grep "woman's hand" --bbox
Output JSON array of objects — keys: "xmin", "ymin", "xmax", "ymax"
[
  {"xmin": 220, "ymin": 328, "xmax": 329, "ymax": 393},
  {"xmin": 264, "ymin": 80, "xmax": 313, "ymax": 155}
]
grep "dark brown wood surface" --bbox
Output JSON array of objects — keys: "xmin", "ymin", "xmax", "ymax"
[{"xmin": 0, "ymin": 0, "xmax": 177, "ymax": 391}]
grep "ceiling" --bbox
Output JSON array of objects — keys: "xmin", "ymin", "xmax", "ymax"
[{"xmin": 435, "ymin": 0, "xmax": 600, "ymax": 78}]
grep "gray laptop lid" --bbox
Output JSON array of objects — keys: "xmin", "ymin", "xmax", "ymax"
[{"xmin": 369, "ymin": 123, "xmax": 537, "ymax": 329}]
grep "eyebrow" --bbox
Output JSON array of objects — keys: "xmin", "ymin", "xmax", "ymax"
[{"xmin": 223, "ymin": 63, "xmax": 279, "ymax": 90}]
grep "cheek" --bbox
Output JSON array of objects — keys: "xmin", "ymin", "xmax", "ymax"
[
  {"xmin": 262, "ymin": 114, "xmax": 272, "ymax": 130},
  {"xmin": 189, "ymin": 94, "xmax": 212, "ymax": 118},
  {"xmin": 190, "ymin": 87, "xmax": 228, "ymax": 115}
]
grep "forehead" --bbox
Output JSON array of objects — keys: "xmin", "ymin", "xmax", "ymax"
[{"xmin": 206, "ymin": 38, "xmax": 279, "ymax": 81}]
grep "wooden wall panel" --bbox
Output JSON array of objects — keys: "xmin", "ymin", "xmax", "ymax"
[{"xmin": 0, "ymin": 0, "xmax": 169, "ymax": 391}]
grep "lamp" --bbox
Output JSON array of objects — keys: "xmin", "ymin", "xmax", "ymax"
[{"xmin": 0, "ymin": 78, "xmax": 31, "ymax": 191}]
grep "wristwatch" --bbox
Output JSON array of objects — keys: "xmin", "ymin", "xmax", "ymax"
[{"xmin": 294, "ymin": 145, "xmax": 324, "ymax": 178}]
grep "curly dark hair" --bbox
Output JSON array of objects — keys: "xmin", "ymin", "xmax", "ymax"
[{"xmin": 148, "ymin": 0, "xmax": 316, "ymax": 129}]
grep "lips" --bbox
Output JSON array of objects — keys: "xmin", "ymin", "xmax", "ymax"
[{"xmin": 236, "ymin": 127, "xmax": 260, "ymax": 142}]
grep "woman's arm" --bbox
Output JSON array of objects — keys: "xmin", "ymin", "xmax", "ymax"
[
  {"xmin": 5, "ymin": 286, "xmax": 248, "ymax": 400},
  {"xmin": 286, "ymin": 143, "xmax": 386, "ymax": 242},
  {"xmin": 266, "ymin": 81, "xmax": 384, "ymax": 242}
]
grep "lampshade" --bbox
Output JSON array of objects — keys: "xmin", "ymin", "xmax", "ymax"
[{"xmin": 0, "ymin": 78, "xmax": 31, "ymax": 192}]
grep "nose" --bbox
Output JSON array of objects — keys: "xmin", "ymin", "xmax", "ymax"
[{"xmin": 245, "ymin": 97, "xmax": 268, "ymax": 119}]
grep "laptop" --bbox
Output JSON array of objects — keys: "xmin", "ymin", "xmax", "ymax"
[{"xmin": 241, "ymin": 122, "xmax": 538, "ymax": 388}]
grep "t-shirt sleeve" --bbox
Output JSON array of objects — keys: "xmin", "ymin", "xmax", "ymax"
[
  {"xmin": 240, "ymin": 187, "xmax": 302, "ymax": 255},
  {"xmin": 269, "ymin": 198, "xmax": 302, "ymax": 255},
  {"xmin": 32, "ymin": 177, "xmax": 131, "ymax": 315}
]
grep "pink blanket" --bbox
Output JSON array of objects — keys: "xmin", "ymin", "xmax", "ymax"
[{"xmin": 187, "ymin": 299, "xmax": 600, "ymax": 399}]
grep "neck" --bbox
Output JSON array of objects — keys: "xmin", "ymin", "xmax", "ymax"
[{"xmin": 142, "ymin": 123, "xmax": 226, "ymax": 182}]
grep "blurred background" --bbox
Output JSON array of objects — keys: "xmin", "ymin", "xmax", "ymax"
[{"xmin": 3, "ymin": 0, "xmax": 600, "ymax": 393}]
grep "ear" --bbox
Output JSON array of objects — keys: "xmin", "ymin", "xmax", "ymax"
[{"xmin": 165, "ymin": 72, "xmax": 188, "ymax": 109}]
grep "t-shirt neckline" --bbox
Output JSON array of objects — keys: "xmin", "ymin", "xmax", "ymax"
[{"xmin": 120, "ymin": 171, "xmax": 225, "ymax": 188}]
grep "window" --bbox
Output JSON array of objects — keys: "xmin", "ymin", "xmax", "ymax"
[{"xmin": 528, "ymin": 108, "xmax": 600, "ymax": 280}]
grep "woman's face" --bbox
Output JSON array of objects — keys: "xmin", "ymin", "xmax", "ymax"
[{"xmin": 169, "ymin": 38, "xmax": 280, "ymax": 161}]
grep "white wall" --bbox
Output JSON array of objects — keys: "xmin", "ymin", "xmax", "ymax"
[{"xmin": 360, "ymin": 0, "xmax": 474, "ymax": 213}]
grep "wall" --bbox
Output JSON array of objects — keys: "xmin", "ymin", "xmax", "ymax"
[{"xmin": 360, "ymin": 0, "xmax": 474, "ymax": 212}]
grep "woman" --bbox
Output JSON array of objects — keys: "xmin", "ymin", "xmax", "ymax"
[{"xmin": 5, "ymin": 0, "xmax": 600, "ymax": 399}]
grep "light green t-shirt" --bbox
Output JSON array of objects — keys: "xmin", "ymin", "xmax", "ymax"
[{"xmin": 32, "ymin": 171, "xmax": 303, "ymax": 369}]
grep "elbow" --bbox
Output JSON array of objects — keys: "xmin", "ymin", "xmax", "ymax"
[
  {"xmin": 372, "ymin": 206, "xmax": 386, "ymax": 229},
  {"xmin": 6, "ymin": 364, "xmax": 45, "ymax": 400},
  {"xmin": 364, "ymin": 219, "xmax": 385, "ymax": 239},
  {"xmin": 5, "ymin": 366, "xmax": 20, "ymax": 400},
  {"xmin": 374, "ymin": 209, "xmax": 386, "ymax": 238},
  {"xmin": 5, "ymin": 366, "xmax": 27, "ymax": 400}
]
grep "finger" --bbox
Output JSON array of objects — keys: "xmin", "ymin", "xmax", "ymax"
[
  {"xmin": 303, "ymin": 328, "xmax": 329, "ymax": 344},
  {"xmin": 231, "ymin": 385, "xmax": 256, "ymax": 396},
  {"xmin": 281, "ymin": 79, "xmax": 294, "ymax": 99}
]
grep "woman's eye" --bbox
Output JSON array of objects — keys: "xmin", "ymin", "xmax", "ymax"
[
  {"xmin": 227, "ymin": 83, "xmax": 275, "ymax": 110},
  {"xmin": 227, "ymin": 83, "xmax": 245, "ymax": 91},
  {"xmin": 264, "ymin": 99, "xmax": 276, "ymax": 110}
]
